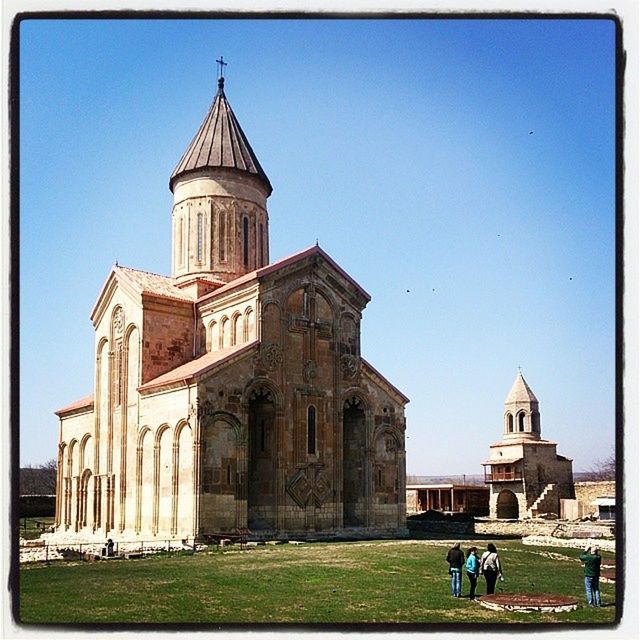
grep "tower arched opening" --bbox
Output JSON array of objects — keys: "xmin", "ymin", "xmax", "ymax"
[{"xmin": 496, "ymin": 489, "xmax": 519, "ymax": 519}]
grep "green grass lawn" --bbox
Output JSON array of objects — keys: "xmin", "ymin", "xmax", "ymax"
[{"xmin": 19, "ymin": 539, "xmax": 617, "ymax": 625}]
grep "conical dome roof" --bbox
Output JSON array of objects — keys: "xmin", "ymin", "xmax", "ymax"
[
  {"xmin": 504, "ymin": 370, "xmax": 538, "ymax": 404},
  {"xmin": 169, "ymin": 77, "xmax": 272, "ymax": 195}
]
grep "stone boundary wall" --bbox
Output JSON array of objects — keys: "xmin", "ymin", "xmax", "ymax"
[
  {"xmin": 474, "ymin": 519, "xmax": 615, "ymax": 539},
  {"xmin": 574, "ymin": 481, "xmax": 615, "ymax": 518},
  {"xmin": 522, "ymin": 535, "xmax": 616, "ymax": 553}
]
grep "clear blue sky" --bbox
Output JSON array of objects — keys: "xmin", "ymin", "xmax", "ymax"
[{"xmin": 19, "ymin": 17, "xmax": 616, "ymax": 475}]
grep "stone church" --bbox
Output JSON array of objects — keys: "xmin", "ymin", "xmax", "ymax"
[
  {"xmin": 482, "ymin": 371, "xmax": 575, "ymax": 519},
  {"xmin": 53, "ymin": 75, "xmax": 409, "ymax": 542}
]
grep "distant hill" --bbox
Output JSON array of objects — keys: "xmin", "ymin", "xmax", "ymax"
[
  {"xmin": 407, "ymin": 472, "xmax": 613, "ymax": 486},
  {"xmin": 407, "ymin": 475, "xmax": 485, "ymax": 486}
]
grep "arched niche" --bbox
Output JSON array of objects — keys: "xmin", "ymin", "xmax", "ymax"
[{"xmin": 496, "ymin": 489, "xmax": 519, "ymax": 519}]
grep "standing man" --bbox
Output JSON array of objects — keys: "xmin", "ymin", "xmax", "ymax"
[
  {"xmin": 579, "ymin": 546, "xmax": 602, "ymax": 607},
  {"xmin": 446, "ymin": 542, "xmax": 465, "ymax": 597}
]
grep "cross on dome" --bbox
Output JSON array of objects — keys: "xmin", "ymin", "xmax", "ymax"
[{"xmin": 216, "ymin": 56, "xmax": 227, "ymax": 90}]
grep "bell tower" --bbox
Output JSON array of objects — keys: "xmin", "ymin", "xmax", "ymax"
[
  {"xmin": 169, "ymin": 61, "xmax": 272, "ymax": 285},
  {"xmin": 502, "ymin": 369, "xmax": 541, "ymax": 441}
]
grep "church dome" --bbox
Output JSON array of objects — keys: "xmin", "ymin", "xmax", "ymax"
[
  {"xmin": 169, "ymin": 77, "xmax": 272, "ymax": 195},
  {"xmin": 504, "ymin": 370, "xmax": 538, "ymax": 404}
]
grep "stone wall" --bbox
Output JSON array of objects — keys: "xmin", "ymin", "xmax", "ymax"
[
  {"xmin": 406, "ymin": 489, "xmax": 419, "ymax": 513},
  {"xmin": 474, "ymin": 519, "xmax": 615, "ymax": 539},
  {"xmin": 574, "ymin": 481, "xmax": 615, "ymax": 518}
]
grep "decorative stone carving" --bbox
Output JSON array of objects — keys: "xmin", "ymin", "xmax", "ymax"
[
  {"xmin": 113, "ymin": 307, "xmax": 124, "ymax": 337},
  {"xmin": 259, "ymin": 343, "xmax": 283, "ymax": 371},
  {"xmin": 286, "ymin": 469, "xmax": 312, "ymax": 508},
  {"xmin": 303, "ymin": 360, "xmax": 317, "ymax": 383},
  {"xmin": 344, "ymin": 395, "xmax": 363, "ymax": 411},
  {"xmin": 286, "ymin": 465, "xmax": 331, "ymax": 508},
  {"xmin": 249, "ymin": 386, "xmax": 273, "ymax": 403},
  {"xmin": 191, "ymin": 399, "xmax": 216, "ymax": 421},
  {"xmin": 340, "ymin": 354, "xmax": 359, "ymax": 379}
]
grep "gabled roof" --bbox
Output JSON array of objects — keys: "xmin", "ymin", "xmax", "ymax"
[
  {"xmin": 197, "ymin": 244, "xmax": 371, "ymax": 306},
  {"xmin": 139, "ymin": 340, "xmax": 259, "ymax": 393},
  {"xmin": 55, "ymin": 395, "xmax": 94, "ymax": 417},
  {"xmin": 116, "ymin": 266, "xmax": 194, "ymax": 302},
  {"xmin": 170, "ymin": 78, "xmax": 272, "ymax": 195},
  {"xmin": 361, "ymin": 358, "xmax": 410, "ymax": 405},
  {"xmin": 90, "ymin": 265, "xmax": 194, "ymax": 326},
  {"xmin": 504, "ymin": 370, "xmax": 538, "ymax": 404}
]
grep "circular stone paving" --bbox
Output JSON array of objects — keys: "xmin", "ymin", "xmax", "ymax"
[
  {"xmin": 601, "ymin": 569, "xmax": 615, "ymax": 583},
  {"xmin": 478, "ymin": 593, "xmax": 578, "ymax": 613}
]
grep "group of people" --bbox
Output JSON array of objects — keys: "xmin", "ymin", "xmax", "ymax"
[
  {"xmin": 445, "ymin": 541, "xmax": 604, "ymax": 608},
  {"xmin": 445, "ymin": 542, "xmax": 502, "ymax": 600}
]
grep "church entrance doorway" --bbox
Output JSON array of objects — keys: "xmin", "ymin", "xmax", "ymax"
[
  {"xmin": 496, "ymin": 489, "xmax": 519, "ymax": 519},
  {"xmin": 343, "ymin": 396, "xmax": 366, "ymax": 527},
  {"xmin": 248, "ymin": 388, "xmax": 276, "ymax": 531}
]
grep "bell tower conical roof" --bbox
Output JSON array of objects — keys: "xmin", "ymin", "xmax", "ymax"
[
  {"xmin": 169, "ymin": 69, "xmax": 272, "ymax": 285},
  {"xmin": 504, "ymin": 370, "xmax": 538, "ymax": 404},
  {"xmin": 502, "ymin": 369, "xmax": 541, "ymax": 441},
  {"xmin": 169, "ymin": 77, "xmax": 272, "ymax": 195}
]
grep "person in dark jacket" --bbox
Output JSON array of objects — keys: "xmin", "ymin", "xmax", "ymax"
[
  {"xmin": 579, "ymin": 546, "xmax": 602, "ymax": 607},
  {"xmin": 446, "ymin": 542, "xmax": 465, "ymax": 597}
]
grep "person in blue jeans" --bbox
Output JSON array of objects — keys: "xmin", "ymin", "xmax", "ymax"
[
  {"xmin": 579, "ymin": 546, "xmax": 602, "ymax": 607},
  {"xmin": 446, "ymin": 542, "xmax": 465, "ymax": 597},
  {"xmin": 465, "ymin": 547, "xmax": 480, "ymax": 600}
]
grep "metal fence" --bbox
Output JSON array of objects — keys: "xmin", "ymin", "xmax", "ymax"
[{"xmin": 18, "ymin": 538, "xmax": 213, "ymax": 564}]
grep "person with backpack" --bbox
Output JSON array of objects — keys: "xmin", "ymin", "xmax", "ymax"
[{"xmin": 479, "ymin": 542, "xmax": 503, "ymax": 595}]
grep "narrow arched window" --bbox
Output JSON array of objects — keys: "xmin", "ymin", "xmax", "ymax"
[
  {"xmin": 259, "ymin": 223, "xmax": 264, "ymax": 266},
  {"xmin": 243, "ymin": 216, "xmax": 249, "ymax": 267},
  {"xmin": 307, "ymin": 406, "xmax": 316, "ymax": 455},
  {"xmin": 197, "ymin": 212, "xmax": 204, "ymax": 263},
  {"xmin": 177, "ymin": 217, "xmax": 184, "ymax": 266},
  {"xmin": 518, "ymin": 412, "xmax": 526, "ymax": 431},
  {"xmin": 219, "ymin": 211, "xmax": 226, "ymax": 261},
  {"xmin": 507, "ymin": 413, "xmax": 514, "ymax": 433}
]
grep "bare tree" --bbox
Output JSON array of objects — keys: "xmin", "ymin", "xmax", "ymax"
[
  {"xmin": 20, "ymin": 459, "xmax": 57, "ymax": 495},
  {"xmin": 582, "ymin": 452, "xmax": 616, "ymax": 481}
]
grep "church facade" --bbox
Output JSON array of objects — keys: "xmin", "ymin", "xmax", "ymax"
[
  {"xmin": 53, "ymin": 76, "xmax": 409, "ymax": 542},
  {"xmin": 482, "ymin": 371, "xmax": 574, "ymax": 519}
]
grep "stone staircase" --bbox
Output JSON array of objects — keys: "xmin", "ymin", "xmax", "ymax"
[{"xmin": 529, "ymin": 483, "xmax": 559, "ymax": 517}]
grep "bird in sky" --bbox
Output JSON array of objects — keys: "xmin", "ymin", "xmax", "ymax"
[{"xmin": 529, "ymin": 130, "xmax": 534, "ymax": 135}]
